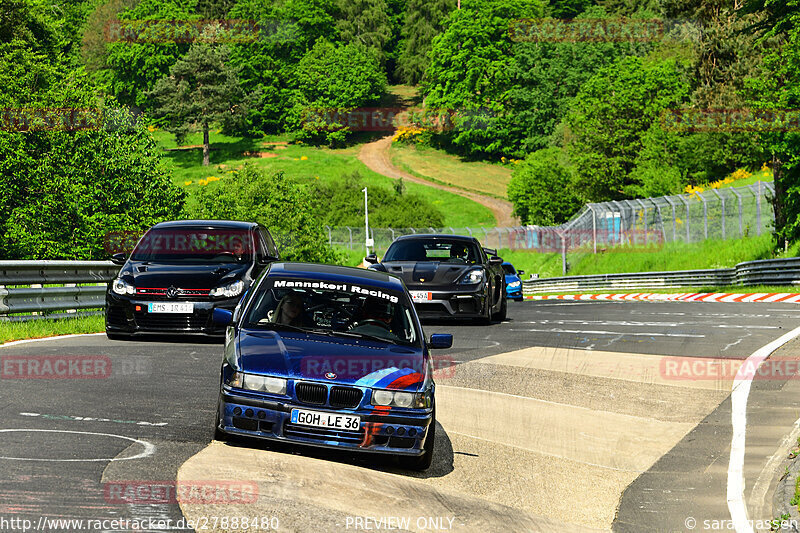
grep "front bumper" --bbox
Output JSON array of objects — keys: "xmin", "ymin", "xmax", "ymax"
[
  {"xmin": 105, "ymin": 292, "xmax": 240, "ymax": 336},
  {"xmin": 506, "ymin": 285, "xmax": 523, "ymax": 299},
  {"xmin": 407, "ymin": 283, "xmax": 486, "ymax": 319},
  {"xmin": 218, "ymin": 390, "xmax": 433, "ymax": 456}
]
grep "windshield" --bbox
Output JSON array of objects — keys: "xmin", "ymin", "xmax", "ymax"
[
  {"xmin": 502, "ymin": 264, "xmax": 516, "ymax": 275},
  {"xmin": 383, "ymin": 239, "xmax": 481, "ymax": 264},
  {"xmin": 244, "ymin": 279, "xmax": 420, "ymax": 347},
  {"xmin": 130, "ymin": 227, "xmax": 254, "ymax": 263}
]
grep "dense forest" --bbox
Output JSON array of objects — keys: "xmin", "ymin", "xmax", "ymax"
[{"xmin": 2, "ymin": 0, "xmax": 799, "ymax": 260}]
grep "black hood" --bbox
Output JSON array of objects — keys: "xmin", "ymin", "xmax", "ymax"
[
  {"xmin": 121, "ymin": 261, "xmax": 250, "ymax": 289},
  {"xmin": 379, "ymin": 261, "xmax": 477, "ymax": 287}
]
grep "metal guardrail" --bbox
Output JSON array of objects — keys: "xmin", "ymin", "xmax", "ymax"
[
  {"xmin": 0, "ymin": 261, "xmax": 118, "ymax": 320},
  {"xmin": 523, "ymin": 257, "xmax": 800, "ymax": 293}
]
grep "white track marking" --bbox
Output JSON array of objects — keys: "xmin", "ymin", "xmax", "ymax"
[
  {"xmin": 0, "ymin": 429, "xmax": 154, "ymax": 462},
  {"xmin": 511, "ymin": 328, "xmax": 705, "ymax": 338},
  {"xmin": 0, "ymin": 332, "xmax": 104, "ymax": 348},
  {"xmin": 727, "ymin": 324, "xmax": 800, "ymax": 533}
]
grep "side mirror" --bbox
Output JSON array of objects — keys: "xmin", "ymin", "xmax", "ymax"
[
  {"xmin": 257, "ymin": 255, "xmax": 278, "ymax": 266},
  {"xmin": 517, "ymin": 270, "xmax": 525, "ymax": 276},
  {"xmin": 429, "ymin": 333, "xmax": 453, "ymax": 349},
  {"xmin": 364, "ymin": 253, "xmax": 378, "ymax": 264},
  {"xmin": 212, "ymin": 308, "xmax": 234, "ymax": 326},
  {"xmin": 489, "ymin": 256, "xmax": 502, "ymax": 265},
  {"xmin": 111, "ymin": 253, "xmax": 127, "ymax": 265}
]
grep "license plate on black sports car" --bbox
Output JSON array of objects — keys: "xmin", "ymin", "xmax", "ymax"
[
  {"xmin": 291, "ymin": 409, "xmax": 360, "ymax": 430},
  {"xmin": 410, "ymin": 291, "xmax": 431, "ymax": 302},
  {"xmin": 147, "ymin": 302, "xmax": 194, "ymax": 313}
]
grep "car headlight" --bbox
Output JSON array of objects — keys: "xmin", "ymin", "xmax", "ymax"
[
  {"xmin": 508, "ymin": 281, "xmax": 521, "ymax": 288},
  {"xmin": 459, "ymin": 269, "xmax": 484, "ymax": 284},
  {"xmin": 112, "ymin": 278, "xmax": 135, "ymax": 295},
  {"xmin": 371, "ymin": 389, "xmax": 427, "ymax": 408},
  {"xmin": 230, "ymin": 372, "xmax": 287, "ymax": 395},
  {"xmin": 210, "ymin": 280, "xmax": 244, "ymax": 298}
]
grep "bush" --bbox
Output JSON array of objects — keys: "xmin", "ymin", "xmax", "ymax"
[
  {"xmin": 191, "ymin": 165, "xmax": 340, "ymax": 263},
  {"xmin": 507, "ymin": 148, "xmax": 583, "ymax": 225},
  {"xmin": 309, "ymin": 173, "xmax": 445, "ymax": 228}
]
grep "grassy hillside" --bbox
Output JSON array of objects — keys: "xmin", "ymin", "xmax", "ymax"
[
  {"xmin": 153, "ymin": 131, "xmax": 495, "ymax": 227},
  {"xmin": 390, "ymin": 143, "xmax": 513, "ymax": 199},
  {"xmin": 491, "ymin": 234, "xmax": 795, "ymax": 279}
]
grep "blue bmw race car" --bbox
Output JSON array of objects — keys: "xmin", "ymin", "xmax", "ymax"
[
  {"xmin": 212, "ymin": 263, "xmax": 452, "ymax": 470},
  {"xmin": 502, "ymin": 262, "xmax": 524, "ymax": 301}
]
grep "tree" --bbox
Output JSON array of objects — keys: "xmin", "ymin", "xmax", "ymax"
[
  {"xmin": 287, "ymin": 39, "xmax": 386, "ymax": 145},
  {"xmin": 335, "ymin": 0, "xmax": 392, "ymax": 65},
  {"xmin": 741, "ymin": 0, "xmax": 800, "ymax": 244},
  {"xmin": 148, "ymin": 38, "xmax": 244, "ymax": 166},
  {"xmin": 309, "ymin": 173, "xmax": 445, "ymax": 227},
  {"xmin": 396, "ymin": 0, "xmax": 456, "ymax": 84},
  {"xmin": 192, "ymin": 166, "xmax": 340, "ymax": 263},
  {"xmin": 565, "ymin": 55, "xmax": 690, "ymax": 201},
  {"xmin": 422, "ymin": 0, "xmax": 544, "ymax": 157},
  {"xmin": 0, "ymin": 39, "xmax": 185, "ymax": 260},
  {"xmin": 98, "ymin": 0, "xmax": 198, "ymax": 109},
  {"xmin": 507, "ymin": 148, "xmax": 583, "ymax": 225},
  {"xmin": 506, "ymin": 6, "xmax": 653, "ymax": 155}
]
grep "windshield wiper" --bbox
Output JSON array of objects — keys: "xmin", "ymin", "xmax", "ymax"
[{"xmin": 332, "ymin": 330, "xmax": 402, "ymax": 345}]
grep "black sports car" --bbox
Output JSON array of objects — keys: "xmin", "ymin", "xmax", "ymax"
[
  {"xmin": 104, "ymin": 220, "xmax": 279, "ymax": 339},
  {"xmin": 365, "ymin": 234, "xmax": 506, "ymax": 323}
]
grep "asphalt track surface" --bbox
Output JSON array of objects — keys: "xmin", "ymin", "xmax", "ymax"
[{"xmin": 2, "ymin": 301, "xmax": 800, "ymax": 532}]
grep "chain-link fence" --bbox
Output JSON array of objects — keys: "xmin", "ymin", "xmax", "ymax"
[{"xmin": 327, "ymin": 181, "xmax": 775, "ymax": 272}]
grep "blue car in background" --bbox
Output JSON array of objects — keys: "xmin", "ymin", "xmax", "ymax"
[
  {"xmin": 212, "ymin": 263, "xmax": 453, "ymax": 470},
  {"xmin": 502, "ymin": 262, "xmax": 524, "ymax": 301}
]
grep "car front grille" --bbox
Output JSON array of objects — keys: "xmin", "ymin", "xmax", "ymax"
[
  {"xmin": 295, "ymin": 382, "xmax": 327, "ymax": 405},
  {"xmin": 136, "ymin": 287, "xmax": 211, "ymax": 300},
  {"xmin": 283, "ymin": 423, "xmax": 365, "ymax": 445},
  {"xmin": 135, "ymin": 312, "xmax": 207, "ymax": 330},
  {"xmin": 329, "ymin": 386, "xmax": 363, "ymax": 408}
]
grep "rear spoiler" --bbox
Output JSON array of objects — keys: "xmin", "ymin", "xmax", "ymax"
[{"xmin": 483, "ymin": 247, "xmax": 498, "ymax": 257}]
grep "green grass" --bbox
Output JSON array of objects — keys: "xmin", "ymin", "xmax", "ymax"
[
  {"xmin": 0, "ymin": 315, "xmax": 104, "ymax": 345},
  {"xmin": 529, "ymin": 285, "xmax": 800, "ymax": 296},
  {"xmin": 153, "ymin": 131, "xmax": 495, "ymax": 227},
  {"xmin": 719, "ymin": 169, "xmax": 773, "ymax": 189},
  {"xmin": 497, "ymin": 234, "xmax": 794, "ymax": 279},
  {"xmin": 390, "ymin": 143, "xmax": 513, "ymax": 200}
]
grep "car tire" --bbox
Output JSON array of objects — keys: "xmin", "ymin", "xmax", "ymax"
[
  {"xmin": 493, "ymin": 293, "xmax": 507, "ymax": 321},
  {"xmin": 400, "ymin": 413, "xmax": 435, "ymax": 471},
  {"xmin": 213, "ymin": 398, "xmax": 227, "ymax": 442},
  {"xmin": 475, "ymin": 295, "xmax": 491, "ymax": 325},
  {"xmin": 106, "ymin": 332, "xmax": 131, "ymax": 341}
]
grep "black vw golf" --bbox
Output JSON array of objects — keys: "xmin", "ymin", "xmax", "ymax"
[{"xmin": 105, "ymin": 220, "xmax": 279, "ymax": 339}]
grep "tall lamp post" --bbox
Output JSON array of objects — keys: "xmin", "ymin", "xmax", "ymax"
[{"xmin": 363, "ymin": 187, "xmax": 373, "ymax": 255}]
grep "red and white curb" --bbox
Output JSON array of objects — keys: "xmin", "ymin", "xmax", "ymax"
[{"xmin": 524, "ymin": 293, "xmax": 800, "ymax": 303}]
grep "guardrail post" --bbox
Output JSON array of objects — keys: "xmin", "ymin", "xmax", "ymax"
[
  {"xmin": 324, "ymin": 225, "xmax": 332, "ymax": 246},
  {"xmin": 588, "ymin": 205, "xmax": 597, "ymax": 253},
  {"xmin": 347, "ymin": 227, "xmax": 353, "ymax": 250},
  {"xmin": 389, "ymin": 228, "xmax": 395, "ymax": 242}
]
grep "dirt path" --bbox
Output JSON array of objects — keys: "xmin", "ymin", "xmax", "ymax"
[{"xmin": 358, "ymin": 135, "xmax": 517, "ymax": 227}]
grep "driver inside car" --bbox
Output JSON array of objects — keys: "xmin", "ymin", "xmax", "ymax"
[
  {"xmin": 272, "ymin": 291, "xmax": 313, "ymax": 327},
  {"xmin": 448, "ymin": 244, "xmax": 469, "ymax": 262},
  {"xmin": 349, "ymin": 297, "xmax": 400, "ymax": 339}
]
